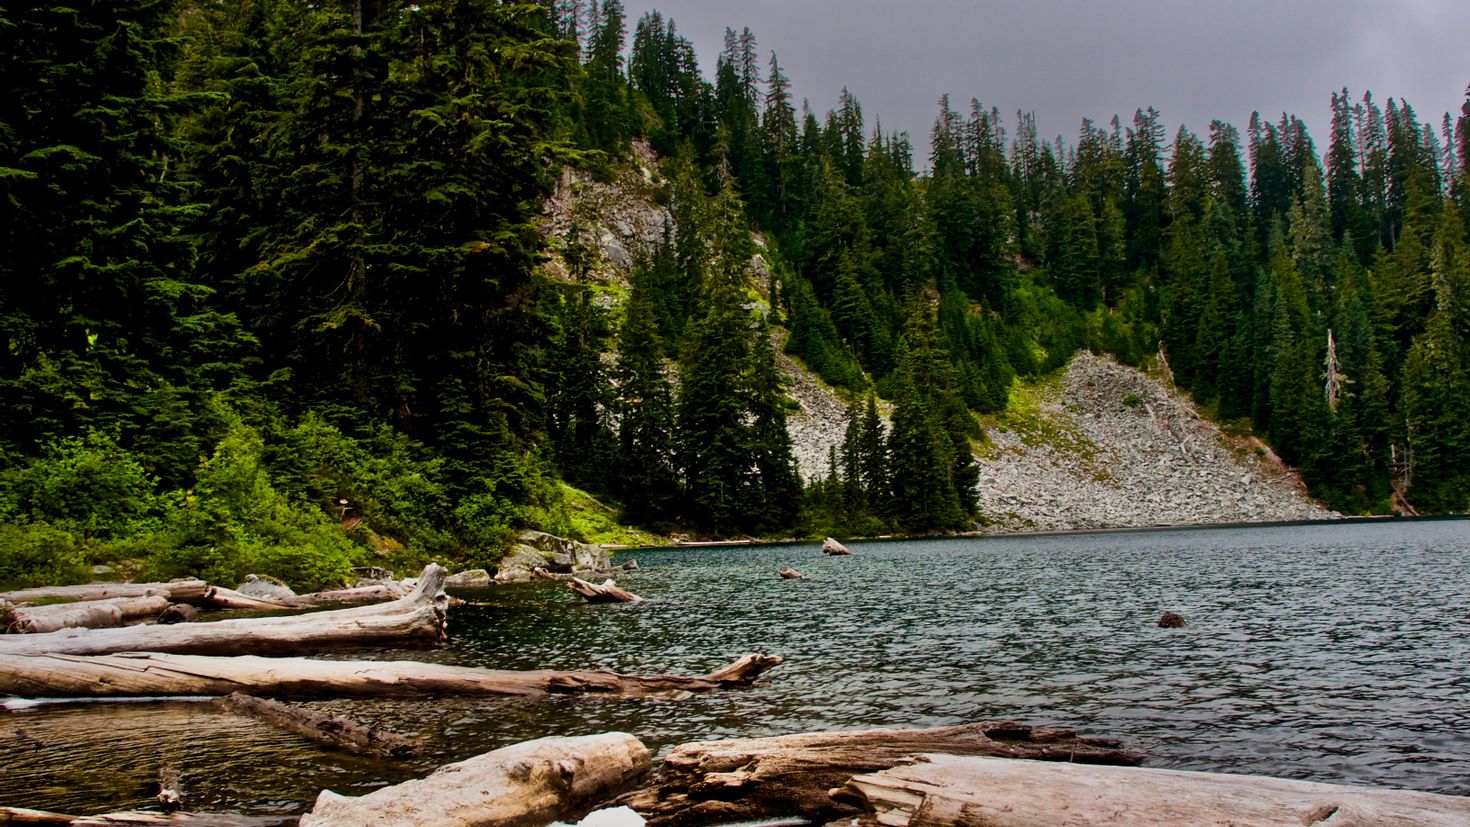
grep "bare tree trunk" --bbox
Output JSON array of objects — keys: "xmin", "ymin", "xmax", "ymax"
[
  {"xmin": 840, "ymin": 754, "xmax": 1470, "ymax": 827},
  {"xmin": 569, "ymin": 578, "xmax": 642, "ymax": 603},
  {"xmin": 0, "ymin": 582, "xmax": 208, "ymax": 605},
  {"xmin": 300, "ymin": 733, "xmax": 652, "ymax": 827},
  {"xmin": 213, "ymin": 693, "xmax": 422, "ymax": 758},
  {"xmin": 0, "ymin": 652, "xmax": 782, "ymax": 699},
  {"xmin": 0, "ymin": 566, "xmax": 448, "ymax": 657},
  {"xmin": 7, "ymin": 596, "xmax": 172, "ymax": 634},
  {"xmin": 619, "ymin": 723, "xmax": 1142, "ymax": 826}
]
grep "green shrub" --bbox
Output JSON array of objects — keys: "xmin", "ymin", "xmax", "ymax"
[
  {"xmin": 0, "ymin": 431, "xmax": 161, "ymax": 540},
  {"xmin": 0, "ymin": 521, "xmax": 88, "ymax": 589}
]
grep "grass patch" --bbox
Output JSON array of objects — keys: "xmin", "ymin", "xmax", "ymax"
[
  {"xmin": 558, "ymin": 483, "xmax": 665, "ymax": 547},
  {"xmin": 981, "ymin": 370, "xmax": 1103, "ymax": 465}
]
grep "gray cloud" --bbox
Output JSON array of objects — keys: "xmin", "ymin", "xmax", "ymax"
[{"xmin": 620, "ymin": 0, "xmax": 1470, "ymax": 159}]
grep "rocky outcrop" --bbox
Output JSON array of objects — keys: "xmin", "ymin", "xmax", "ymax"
[
  {"xmin": 494, "ymin": 531, "xmax": 613, "ymax": 583},
  {"xmin": 540, "ymin": 140, "xmax": 670, "ymax": 290},
  {"xmin": 975, "ymin": 351, "xmax": 1335, "ymax": 532}
]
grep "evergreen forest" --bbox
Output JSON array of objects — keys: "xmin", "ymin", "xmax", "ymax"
[{"xmin": 2, "ymin": 0, "xmax": 1468, "ymax": 589}]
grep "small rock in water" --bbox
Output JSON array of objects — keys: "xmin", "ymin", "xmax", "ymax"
[
  {"xmin": 446, "ymin": 569, "xmax": 492, "ymax": 587},
  {"xmin": 1158, "ymin": 611, "xmax": 1187, "ymax": 628},
  {"xmin": 822, "ymin": 537, "xmax": 852, "ymax": 555},
  {"xmin": 621, "ymin": 560, "xmax": 639, "ymax": 571}
]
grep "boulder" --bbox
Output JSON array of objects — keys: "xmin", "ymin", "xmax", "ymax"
[
  {"xmin": 1158, "ymin": 611, "xmax": 1186, "ymax": 628},
  {"xmin": 495, "ymin": 544, "xmax": 551, "ymax": 583},
  {"xmin": 238, "ymin": 574, "xmax": 298, "ymax": 602},
  {"xmin": 446, "ymin": 569, "xmax": 493, "ymax": 588},
  {"xmin": 822, "ymin": 537, "xmax": 852, "ymax": 556}
]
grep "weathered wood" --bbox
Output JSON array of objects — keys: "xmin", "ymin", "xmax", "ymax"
[
  {"xmin": 822, "ymin": 537, "xmax": 852, "ymax": 555},
  {"xmin": 70, "ymin": 813, "xmax": 294, "ymax": 826},
  {"xmin": 213, "ymin": 693, "xmax": 422, "ymax": 758},
  {"xmin": 778, "ymin": 566, "xmax": 805, "ymax": 580},
  {"xmin": 569, "ymin": 577, "xmax": 642, "ymax": 604},
  {"xmin": 1, "ymin": 810, "xmax": 289, "ymax": 827},
  {"xmin": 0, "ymin": 566, "xmax": 449, "ymax": 657},
  {"xmin": 1, "ymin": 807, "xmax": 76, "ymax": 824},
  {"xmin": 156, "ymin": 764, "xmax": 183, "ymax": 812},
  {"xmin": 300, "ymin": 732, "xmax": 653, "ymax": 827},
  {"xmin": 6, "ymin": 596, "xmax": 172, "ymax": 634},
  {"xmin": 0, "ymin": 582, "xmax": 209, "ymax": 605},
  {"xmin": 619, "ymin": 723, "xmax": 1141, "ymax": 827},
  {"xmin": 193, "ymin": 587, "xmax": 293, "ymax": 612},
  {"xmin": 0, "ymin": 652, "xmax": 782, "ymax": 699},
  {"xmin": 295, "ymin": 584, "xmax": 405, "ymax": 605},
  {"xmin": 839, "ymin": 754, "xmax": 1470, "ymax": 827}
]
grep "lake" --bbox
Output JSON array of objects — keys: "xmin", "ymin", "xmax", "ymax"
[{"xmin": 3, "ymin": 518, "xmax": 1467, "ymax": 817}]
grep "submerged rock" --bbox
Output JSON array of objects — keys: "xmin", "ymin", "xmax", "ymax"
[
  {"xmin": 822, "ymin": 537, "xmax": 852, "ymax": 556},
  {"xmin": 238, "ymin": 574, "xmax": 297, "ymax": 602},
  {"xmin": 1158, "ymin": 611, "xmax": 1187, "ymax": 628},
  {"xmin": 446, "ymin": 569, "xmax": 492, "ymax": 588}
]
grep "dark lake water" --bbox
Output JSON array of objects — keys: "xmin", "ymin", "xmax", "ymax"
[{"xmin": 3, "ymin": 518, "xmax": 1468, "ymax": 817}]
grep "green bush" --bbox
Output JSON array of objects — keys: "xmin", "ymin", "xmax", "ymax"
[
  {"xmin": 0, "ymin": 521, "xmax": 88, "ymax": 589},
  {"xmin": 0, "ymin": 431, "xmax": 161, "ymax": 540}
]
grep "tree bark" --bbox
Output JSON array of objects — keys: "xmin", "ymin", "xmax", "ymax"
[
  {"xmin": 300, "ymin": 733, "xmax": 652, "ymax": 827},
  {"xmin": 618, "ymin": 723, "xmax": 1142, "ymax": 827},
  {"xmin": 838, "ymin": 754, "xmax": 1470, "ymax": 827},
  {"xmin": 569, "ymin": 578, "xmax": 642, "ymax": 603},
  {"xmin": 213, "ymin": 693, "xmax": 422, "ymax": 758},
  {"xmin": 0, "ymin": 566, "xmax": 449, "ymax": 657},
  {"xmin": 0, "ymin": 582, "xmax": 208, "ymax": 605},
  {"xmin": 7, "ymin": 596, "xmax": 172, "ymax": 634},
  {"xmin": 0, "ymin": 652, "xmax": 783, "ymax": 699}
]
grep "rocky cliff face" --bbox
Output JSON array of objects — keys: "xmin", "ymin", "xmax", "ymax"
[{"xmin": 540, "ymin": 152, "xmax": 1334, "ymax": 535}]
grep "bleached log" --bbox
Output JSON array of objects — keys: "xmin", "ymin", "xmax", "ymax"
[
  {"xmin": 0, "ymin": 652, "xmax": 782, "ymax": 699},
  {"xmin": 839, "ymin": 754, "xmax": 1470, "ymax": 827},
  {"xmin": 620, "ymin": 723, "xmax": 1140, "ymax": 826},
  {"xmin": 301, "ymin": 733, "xmax": 652, "ymax": 827},
  {"xmin": 822, "ymin": 537, "xmax": 851, "ymax": 555},
  {"xmin": 213, "ymin": 693, "xmax": 422, "ymax": 758},
  {"xmin": 0, "ymin": 809, "xmax": 290, "ymax": 826},
  {"xmin": 295, "ymin": 584, "xmax": 405, "ymax": 605},
  {"xmin": 7, "ymin": 596, "xmax": 172, "ymax": 634},
  {"xmin": 0, "ymin": 581, "xmax": 209, "ymax": 605},
  {"xmin": 0, "ymin": 566, "xmax": 449, "ymax": 657},
  {"xmin": 569, "ymin": 577, "xmax": 642, "ymax": 603},
  {"xmin": 70, "ymin": 813, "xmax": 292, "ymax": 826}
]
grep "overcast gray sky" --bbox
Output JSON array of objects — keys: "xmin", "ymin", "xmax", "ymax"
[{"xmin": 621, "ymin": 0, "xmax": 1470, "ymax": 163}]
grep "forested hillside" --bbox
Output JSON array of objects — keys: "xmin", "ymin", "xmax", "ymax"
[{"xmin": 2, "ymin": 0, "xmax": 1467, "ymax": 588}]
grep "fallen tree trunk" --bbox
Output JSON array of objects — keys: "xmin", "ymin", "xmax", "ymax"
[
  {"xmin": 0, "ymin": 566, "xmax": 448, "ymax": 657},
  {"xmin": 1, "ymin": 809, "xmax": 290, "ymax": 827},
  {"xmin": 838, "ymin": 754, "xmax": 1470, "ymax": 827},
  {"xmin": 619, "ymin": 723, "xmax": 1142, "ymax": 827},
  {"xmin": 569, "ymin": 577, "xmax": 642, "ymax": 603},
  {"xmin": 300, "ymin": 732, "xmax": 652, "ymax": 827},
  {"xmin": 213, "ymin": 693, "xmax": 422, "ymax": 758},
  {"xmin": 0, "ymin": 652, "xmax": 782, "ymax": 699},
  {"xmin": 0, "ymin": 582, "xmax": 208, "ymax": 605},
  {"xmin": 7, "ymin": 596, "xmax": 172, "ymax": 634}
]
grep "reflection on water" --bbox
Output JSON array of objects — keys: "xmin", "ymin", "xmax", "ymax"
[{"xmin": 3, "ymin": 519, "xmax": 1468, "ymax": 816}]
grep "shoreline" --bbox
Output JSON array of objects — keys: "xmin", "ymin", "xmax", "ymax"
[{"xmin": 606, "ymin": 513, "xmax": 1467, "ymax": 551}]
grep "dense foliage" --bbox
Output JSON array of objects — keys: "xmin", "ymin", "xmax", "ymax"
[{"xmin": 1, "ymin": 1, "xmax": 1466, "ymax": 586}]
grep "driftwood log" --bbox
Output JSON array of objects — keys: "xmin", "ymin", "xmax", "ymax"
[
  {"xmin": 838, "ymin": 754, "xmax": 1470, "ymax": 826},
  {"xmin": 619, "ymin": 723, "xmax": 1141, "ymax": 826},
  {"xmin": 1, "ymin": 809, "xmax": 292, "ymax": 826},
  {"xmin": 822, "ymin": 537, "xmax": 852, "ymax": 555},
  {"xmin": 300, "ymin": 733, "xmax": 652, "ymax": 827},
  {"xmin": 0, "ymin": 582, "xmax": 209, "ymax": 605},
  {"xmin": 0, "ymin": 566, "xmax": 449, "ymax": 657},
  {"xmin": 569, "ymin": 578, "xmax": 642, "ymax": 603},
  {"xmin": 0, "ymin": 652, "xmax": 782, "ymax": 699},
  {"xmin": 213, "ymin": 693, "xmax": 422, "ymax": 758},
  {"xmin": 6, "ymin": 596, "xmax": 173, "ymax": 634},
  {"xmin": 778, "ymin": 566, "xmax": 805, "ymax": 580}
]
